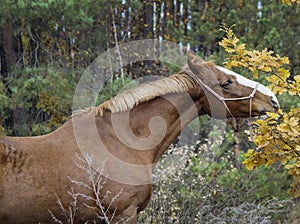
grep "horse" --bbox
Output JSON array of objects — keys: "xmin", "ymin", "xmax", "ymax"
[{"xmin": 0, "ymin": 52, "xmax": 279, "ymax": 223}]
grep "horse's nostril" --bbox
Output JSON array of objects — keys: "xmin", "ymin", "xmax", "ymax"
[{"xmin": 270, "ymin": 96, "xmax": 279, "ymax": 108}]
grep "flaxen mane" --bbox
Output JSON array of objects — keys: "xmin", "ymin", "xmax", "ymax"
[
  {"xmin": 95, "ymin": 72, "xmax": 197, "ymax": 116},
  {"xmin": 73, "ymin": 61, "xmax": 215, "ymax": 117}
]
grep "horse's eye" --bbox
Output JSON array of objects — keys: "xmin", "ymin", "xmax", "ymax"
[{"xmin": 222, "ymin": 79, "xmax": 232, "ymax": 89}]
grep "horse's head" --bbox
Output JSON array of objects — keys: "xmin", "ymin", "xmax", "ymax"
[{"xmin": 187, "ymin": 52, "xmax": 279, "ymax": 118}]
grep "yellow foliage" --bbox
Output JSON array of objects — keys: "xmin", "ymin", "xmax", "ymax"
[
  {"xmin": 288, "ymin": 75, "xmax": 300, "ymax": 96},
  {"xmin": 0, "ymin": 125, "xmax": 4, "ymax": 136},
  {"xmin": 282, "ymin": 0, "xmax": 300, "ymax": 5},
  {"xmin": 219, "ymin": 26, "xmax": 290, "ymax": 81},
  {"xmin": 220, "ymin": 26, "xmax": 300, "ymax": 197}
]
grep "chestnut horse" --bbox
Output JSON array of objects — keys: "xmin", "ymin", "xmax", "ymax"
[{"xmin": 0, "ymin": 53, "xmax": 279, "ymax": 223}]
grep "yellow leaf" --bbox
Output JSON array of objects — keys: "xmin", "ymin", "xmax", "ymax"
[{"xmin": 245, "ymin": 149, "xmax": 255, "ymax": 157}]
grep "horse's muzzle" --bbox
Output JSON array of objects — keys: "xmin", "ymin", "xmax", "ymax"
[{"xmin": 270, "ymin": 96, "xmax": 280, "ymax": 111}]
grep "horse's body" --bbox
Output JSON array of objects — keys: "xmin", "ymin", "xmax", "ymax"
[
  {"xmin": 0, "ymin": 119, "xmax": 152, "ymax": 223},
  {"xmin": 0, "ymin": 53, "xmax": 279, "ymax": 223}
]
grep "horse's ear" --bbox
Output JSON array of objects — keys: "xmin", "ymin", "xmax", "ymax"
[{"xmin": 187, "ymin": 52, "xmax": 215, "ymax": 82}]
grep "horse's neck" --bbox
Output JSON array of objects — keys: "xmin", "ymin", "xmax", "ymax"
[
  {"xmin": 126, "ymin": 91, "xmax": 205, "ymax": 164},
  {"xmin": 67, "ymin": 92, "xmax": 206, "ymax": 184}
]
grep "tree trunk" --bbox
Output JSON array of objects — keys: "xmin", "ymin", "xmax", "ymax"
[
  {"xmin": 143, "ymin": 1, "xmax": 154, "ymax": 39},
  {"xmin": 0, "ymin": 16, "xmax": 31, "ymax": 136},
  {"xmin": 0, "ymin": 15, "xmax": 17, "ymax": 80}
]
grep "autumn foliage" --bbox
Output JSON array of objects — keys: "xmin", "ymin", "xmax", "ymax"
[
  {"xmin": 219, "ymin": 26, "xmax": 300, "ymax": 197},
  {"xmin": 282, "ymin": 0, "xmax": 300, "ymax": 5}
]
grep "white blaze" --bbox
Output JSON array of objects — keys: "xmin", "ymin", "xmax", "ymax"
[{"xmin": 216, "ymin": 66, "xmax": 279, "ymax": 105}]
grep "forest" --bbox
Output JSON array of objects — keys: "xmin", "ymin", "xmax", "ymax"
[{"xmin": 0, "ymin": 0, "xmax": 299, "ymax": 223}]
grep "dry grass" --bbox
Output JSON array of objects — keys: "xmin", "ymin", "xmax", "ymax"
[
  {"xmin": 49, "ymin": 154, "xmax": 129, "ymax": 224},
  {"xmin": 48, "ymin": 150, "xmax": 300, "ymax": 224}
]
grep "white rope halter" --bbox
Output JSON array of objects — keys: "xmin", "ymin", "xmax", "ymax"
[{"xmin": 188, "ymin": 70, "xmax": 260, "ymax": 119}]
